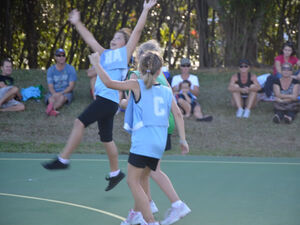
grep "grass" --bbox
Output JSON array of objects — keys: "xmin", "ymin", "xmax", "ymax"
[{"xmin": 0, "ymin": 68, "xmax": 299, "ymax": 157}]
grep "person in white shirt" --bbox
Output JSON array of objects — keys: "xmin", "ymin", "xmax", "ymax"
[
  {"xmin": 171, "ymin": 58, "xmax": 213, "ymax": 122},
  {"xmin": 171, "ymin": 58, "xmax": 199, "ymax": 96}
]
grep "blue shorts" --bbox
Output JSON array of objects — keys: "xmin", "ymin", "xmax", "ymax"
[{"xmin": 44, "ymin": 92, "xmax": 74, "ymax": 104}]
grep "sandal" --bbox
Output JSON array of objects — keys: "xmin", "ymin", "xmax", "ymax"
[
  {"xmin": 272, "ymin": 114, "xmax": 280, "ymax": 124},
  {"xmin": 196, "ymin": 115, "xmax": 213, "ymax": 122}
]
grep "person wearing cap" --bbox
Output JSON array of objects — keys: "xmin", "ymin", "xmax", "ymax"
[
  {"xmin": 272, "ymin": 62, "xmax": 300, "ymax": 124},
  {"xmin": 171, "ymin": 58, "xmax": 212, "ymax": 121},
  {"xmin": 228, "ymin": 59, "xmax": 261, "ymax": 118},
  {"xmin": 44, "ymin": 48, "xmax": 77, "ymax": 116},
  {"xmin": 171, "ymin": 58, "xmax": 199, "ymax": 96}
]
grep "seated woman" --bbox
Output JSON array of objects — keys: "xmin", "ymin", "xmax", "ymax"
[
  {"xmin": 228, "ymin": 59, "xmax": 261, "ymax": 118},
  {"xmin": 176, "ymin": 80, "xmax": 212, "ymax": 121},
  {"xmin": 272, "ymin": 62, "xmax": 300, "ymax": 124},
  {"xmin": 273, "ymin": 41, "xmax": 300, "ymax": 79}
]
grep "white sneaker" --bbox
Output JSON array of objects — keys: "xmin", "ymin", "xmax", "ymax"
[
  {"xmin": 120, "ymin": 209, "xmax": 148, "ymax": 225},
  {"xmin": 150, "ymin": 200, "xmax": 159, "ymax": 214},
  {"xmin": 236, "ymin": 108, "xmax": 244, "ymax": 118},
  {"xmin": 160, "ymin": 202, "xmax": 191, "ymax": 225},
  {"xmin": 243, "ymin": 109, "xmax": 251, "ymax": 118}
]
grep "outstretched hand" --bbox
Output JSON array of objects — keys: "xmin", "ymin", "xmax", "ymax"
[
  {"xmin": 69, "ymin": 9, "xmax": 81, "ymax": 25},
  {"xmin": 88, "ymin": 52, "xmax": 100, "ymax": 67},
  {"xmin": 143, "ymin": 0, "xmax": 157, "ymax": 10}
]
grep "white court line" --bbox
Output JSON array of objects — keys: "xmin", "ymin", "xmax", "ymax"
[
  {"xmin": 0, "ymin": 157, "xmax": 300, "ymax": 165},
  {"xmin": 0, "ymin": 192, "xmax": 125, "ymax": 221}
]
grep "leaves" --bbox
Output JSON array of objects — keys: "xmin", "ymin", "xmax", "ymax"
[{"xmin": 0, "ymin": 0, "xmax": 299, "ymax": 69}]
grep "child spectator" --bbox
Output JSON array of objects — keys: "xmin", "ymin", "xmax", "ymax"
[{"xmin": 176, "ymin": 80, "xmax": 212, "ymax": 121}]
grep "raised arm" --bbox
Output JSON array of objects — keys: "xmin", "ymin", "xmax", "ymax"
[
  {"xmin": 88, "ymin": 52, "xmax": 139, "ymax": 93},
  {"xmin": 126, "ymin": 0, "xmax": 157, "ymax": 62},
  {"xmin": 69, "ymin": 9, "xmax": 105, "ymax": 54},
  {"xmin": 171, "ymin": 98, "xmax": 189, "ymax": 155}
]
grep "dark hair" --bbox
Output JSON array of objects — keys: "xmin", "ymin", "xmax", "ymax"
[
  {"xmin": 282, "ymin": 41, "xmax": 295, "ymax": 55},
  {"xmin": 179, "ymin": 80, "xmax": 192, "ymax": 90},
  {"xmin": 1, "ymin": 58, "xmax": 12, "ymax": 67},
  {"xmin": 238, "ymin": 59, "xmax": 250, "ymax": 66}
]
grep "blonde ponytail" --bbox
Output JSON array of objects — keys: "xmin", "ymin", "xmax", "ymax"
[{"xmin": 138, "ymin": 51, "xmax": 163, "ymax": 89}]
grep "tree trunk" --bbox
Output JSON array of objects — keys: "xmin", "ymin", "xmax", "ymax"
[
  {"xmin": 195, "ymin": 0, "xmax": 209, "ymax": 68},
  {"xmin": 22, "ymin": 0, "xmax": 40, "ymax": 68}
]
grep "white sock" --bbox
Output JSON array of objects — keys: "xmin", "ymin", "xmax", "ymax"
[
  {"xmin": 58, "ymin": 156, "xmax": 70, "ymax": 164},
  {"xmin": 110, "ymin": 169, "xmax": 120, "ymax": 177},
  {"xmin": 171, "ymin": 200, "xmax": 183, "ymax": 208}
]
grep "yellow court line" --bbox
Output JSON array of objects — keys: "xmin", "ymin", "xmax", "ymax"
[
  {"xmin": 0, "ymin": 193, "xmax": 125, "ymax": 221},
  {"xmin": 0, "ymin": 157, "xmax": 300, "ymax": 165}
]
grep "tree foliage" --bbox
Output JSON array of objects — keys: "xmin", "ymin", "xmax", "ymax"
[{"xmin": 1, "ymin": 0, "xmax": 299, "ymax": 69}]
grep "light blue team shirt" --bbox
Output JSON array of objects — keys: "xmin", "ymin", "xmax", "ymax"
[
  {"xmin": 95, "ymin": 46, "xmax": 128, "ymax": 103},
  {"xmin": 124, "ymin": 79, "xmax": 173, "ymax": 159},
  {"xmin": 47, "ymin": 64, "xmax": 77, "ymax": 92}
]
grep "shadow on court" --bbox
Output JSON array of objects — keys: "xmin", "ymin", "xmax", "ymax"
[{"xmin": 0, "ymin": 153, "xmax": 300, "ymax": 225}]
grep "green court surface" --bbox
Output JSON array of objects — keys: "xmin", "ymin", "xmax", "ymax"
[{"xmin": 0, "ymin": 153, "xmax": 300, "ymax": 225}]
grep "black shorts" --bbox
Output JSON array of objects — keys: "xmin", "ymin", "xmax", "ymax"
[
  {"xmin": 78, "ymin": 96, "xmax": 118, "ymax": 142},
  {"xmin": 165, "ymin": 133, "xmax": 171, "ymax": 151},
  {"xmin": 128, "ymin": 153, "xmax": 159, "ymax": 171}
]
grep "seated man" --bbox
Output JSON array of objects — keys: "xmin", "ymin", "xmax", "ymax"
[
  {"xmin": 0, "ymin": 58, "xmax": 25, "ymax": 112},
  {"xmin": 45, "ymin": 49, "xmax": 77, "ymax": 116},
  {"xmin": 228, "ymin": 59, "xmax": 261, "ymax": 118}
]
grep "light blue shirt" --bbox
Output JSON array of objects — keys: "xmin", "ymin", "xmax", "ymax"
[
  {"xmin": 94, "ymin": 46, "xmax": 128, "ymax": 103},
  {"xmin": 124, "ymin": 79, "xmax": 173, "ymax": 159},
  {"xmin": 47, "ymin": 64, "xmax": 77, "ymax": 92}
]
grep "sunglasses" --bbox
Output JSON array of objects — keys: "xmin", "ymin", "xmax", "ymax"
[
  {"xmin": 56, "ymin": 54, "xmax": 65, "ymax": 57},
  {"xmin": 181, "ymin": 64, "xmax": 190, "ymax": 67},
  {"xmin": 282, "ymin": 67, "xmax": 292, "ymax": 71},
  {"xmin": 239, "ymin": 65, "xmax": 249, "ymax": 68}
]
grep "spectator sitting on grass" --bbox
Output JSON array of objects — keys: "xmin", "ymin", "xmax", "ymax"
[
  {"xmin": 272, "ymin": 62, "xmax": 300, "ymax": 124},
  {"xmin": 44, "ymin": 48, "xmax": 77, "ymax": 116},
  {"xmin": 228, "ymin": 59, "xmax": 261, "ymax": 118},
  {"xmin": 171, "ymin": 58, "xmax": 199, "ymax": 96},
  {"xmin": 0, "ymin": 58, "xmax": 25, "ymax": 112},
  {"xmin": 176, "ymin": 80, "xmax": 212, "ymax": 121},
  {"xmin": 171, "ymin": 58, "xmax": 212, "ymax": 121}
]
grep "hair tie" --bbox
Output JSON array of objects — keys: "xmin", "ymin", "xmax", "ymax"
[{"xmin": 146, "ymin": 69, "xmax": 151, "ymax": 73}]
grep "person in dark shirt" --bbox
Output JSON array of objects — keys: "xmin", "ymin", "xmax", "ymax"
[
  {"xmin": 272, "ymin": 62, "xmax": 300, "ymax": 124},
  {"xmin": 228, "ymin": 59, "xmax": 261, "ymax": 118},
  {"xmin": 0, "ymin": 58, "xmax": 25, "ymax": 112}
]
